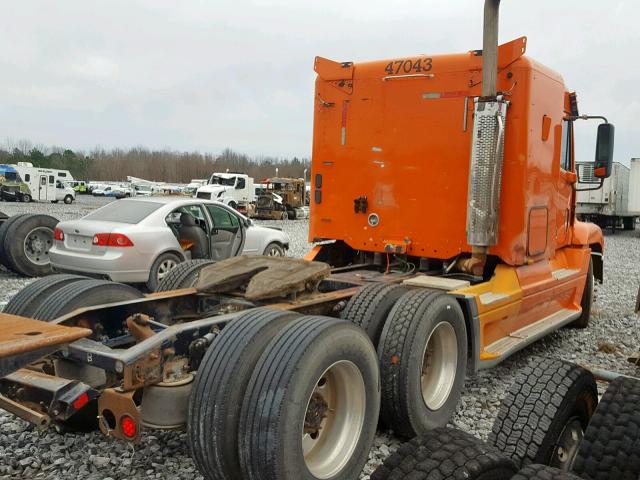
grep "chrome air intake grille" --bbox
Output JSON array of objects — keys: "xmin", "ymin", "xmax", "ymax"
[{"xmin": 466, "ymin": 100, "xmax": 508, "ymax": 247}]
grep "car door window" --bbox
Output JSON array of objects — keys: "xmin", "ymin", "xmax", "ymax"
[{"xmin": 205, "ymin": 205, "xmax": 240, "ymax": 232}]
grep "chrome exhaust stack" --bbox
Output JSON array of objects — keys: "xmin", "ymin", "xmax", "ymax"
[{"xmin": 462, "ymin": 0, "xmax": 508, "ymax": 276}]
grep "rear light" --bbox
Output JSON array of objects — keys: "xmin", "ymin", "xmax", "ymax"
[
  {"xmin": 54, "ymin": 228, "xmax": 64, "ymax": 241},
  {"xmin": 92, "ymin": 233, "xmax": 134, "ymax": 247},
  {"xmin": 72, "ymin": 392, "xmax": 89, "ymax": 410},
  {"xmin": 120, "ymin": 415, "xmax": 137, "ymax": 439}
]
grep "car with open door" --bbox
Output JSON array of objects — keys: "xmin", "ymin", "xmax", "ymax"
[{"xmin": 49, "ymin": 197, "xmax": 289, "ymax": 290}]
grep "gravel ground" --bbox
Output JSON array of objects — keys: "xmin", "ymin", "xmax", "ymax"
[{"xmin": 0, "ymin": 195, "xmax": 638, "ymax": 479}]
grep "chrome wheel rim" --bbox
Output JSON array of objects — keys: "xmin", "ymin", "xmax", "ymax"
[
  {"xmin": 302, "ymin": 360, "xmax": 366, "ymax": 479},
  {"xmin": 421, "ymin": 321, "xmax": 458, "ymax": 410},
  {"xmin": 552, "ymin": 417, "xmax": 583, "ymax": 471},
  {"xmin": 266, "ymin": 245, "xmax": 282, "ymax": 256},
  {"xmin": 24, "ymin": 227, "xmax": 53, "ymax": 265},
  {"xmin": 157, "ymin": 259, "xmax": 178, "ymax": 281}
]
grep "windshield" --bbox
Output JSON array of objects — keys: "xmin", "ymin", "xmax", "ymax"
[
  {"xmin": 83, "ymin": 200, "xmax": 162, "ymax": 224},
  {"xmin": 209, "ymin": 175, "xmax": 236, "ymax": 186},
  {"xmin": 4, "ymin": 172, "xmax": 19, "ymax": 182}
]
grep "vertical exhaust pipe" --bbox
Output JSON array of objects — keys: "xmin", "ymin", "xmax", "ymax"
[{"xmin": 461, "ymin": 0, "xmax": 507, "ymax": 276}]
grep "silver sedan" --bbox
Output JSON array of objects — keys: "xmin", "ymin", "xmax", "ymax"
[{"xmin": 50, "ymin": 197, "xmax": 290, "ymax": 290}]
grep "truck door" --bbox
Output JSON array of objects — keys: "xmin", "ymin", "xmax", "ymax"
[
  {"xmin": 39, "ymin": 175, "xmax": 48, "ymax": 201},
  {"xmin": 557, "ymin": 120, "xmax": 576, "ymax": 247}
]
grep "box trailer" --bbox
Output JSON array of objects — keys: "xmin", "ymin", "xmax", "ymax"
[{"xmin": 576, "ymin": 160, "xmax": 639, "ymax": 230}]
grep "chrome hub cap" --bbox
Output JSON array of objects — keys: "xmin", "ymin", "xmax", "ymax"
[
  {"xmin": 267, "ymin": 246, "xmax": 282, "ymax": 256},
  {"xmin": 24, "ymin": 227, "xmax": 53, "ymax": 265},
  {"xmin": 157, "ymin": 259, "xmax": 178, "ymax": 281},
  {"xmin": 302, "ymin": 361, "xmax": 365, "ymax": 479},
  {"xmin": 552, "ymin": 417, "xmax": 584, "ymax": 471},
  {"xmin": 421, "ymin": 321, "xmax": 458, "ymax": 410}
]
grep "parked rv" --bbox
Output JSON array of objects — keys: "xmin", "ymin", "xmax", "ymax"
[
  {"xmin": 195, "ymin": 172, "xmax": 254, "ymax": 212},
  {"xmin": 576, "ymin": 159, "xmax": 640, "ymax": 230},
  {"xmin": 0, "ymin": 163, "xmax": 75, "ymax": 203}
]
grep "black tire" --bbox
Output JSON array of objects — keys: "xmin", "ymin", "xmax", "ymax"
[
  {"xmin": 239, "ymin": 316, "xmax": 380, "ymax": 480},
  {"xmin": 341, "ymin": 282, "xmax": 407, "ymax": 348},
  {"xmin": 228, "ymin": 201, "xmax": 238, "ymax": 210},
  {"xmin": 51, "ymin": 200, "xmax": 59, "ymax": 204},
  {"xmin": 371, "ymin": 427, "xmax": 517, "ymax": 480},
  {"xmin": 263, "ymin": 242, "xmax": 285, "ymax": 256},
  {"xmin": 155, "ymin": 259, "xmax": 215, "ymax": 292},
  {"xmin": 63, "ymin": 195, "xmax": 73, "ymax": 204},
  {"xmin": 146, "ymin": 252, "xmax": 182, "ymax": 291},
  {"xmin": 21, "ymin": 193, "xmax": 31, "ymax": 203},
  {"xmin": 32, "ymin": 279, "xmax": 143, "ymax": 321},
  {"xmin": 3, "ymin": 214, "xmax": 59, "ymax": 277},
  {"xmin": 489, "ymin": 358, "xmax": 598, "ymax": 471},
  {"xmin": 3, "ymin": 274, "xmax": 87, "ymax": 317},
  {"xmin": 571, "ymin": 259, "xmax": 593, "ymax": 328},
  {"xmin": 512, "ymin": 464, "xmax": 584, "ymax": 480},
  {"xmin": 188, "ymin": 308, "xmax": 299, "ymax": 480},
  {"xmin": 378, "ymin": 289, "xmax": 467, "ymax": 438},
  {"xmin": 287, "ymin": 209, "xmax": 297, "ymax": 220},
  {"xmin": 623, "ymin": 217, "xmax": 635, "ymax": 231},
  {"xmin": 573, "ymin": 375, "xmax": 640, "ymax": 480},
  {"xmin": 0, "ymin": 214, "xmax": 29, "ymax": 269}
]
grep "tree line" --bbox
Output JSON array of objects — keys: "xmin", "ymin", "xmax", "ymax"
[{"xmin": 0, "ymin": 140, "xmax": 310, "ymax": 183}]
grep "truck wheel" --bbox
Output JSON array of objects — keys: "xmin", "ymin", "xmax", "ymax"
[
  {"xmin": 0, "ymin": 214, "xmax": 29, "ymax": 269},
  {"xmin": 371, "ymin": 427, "xmax": 517, "ymax": 480},
  {"xmin": 263, "ymin": 242, "xmax": 285, "ymax": 256},
  {"xmin": 3, "ymin": 274, "xmax": 86, "ymax": 317},
  {"xmin": 623, "ymin": 217, "xmax": 635, "ymax": 231},
  {"xmin": 378, "ymin": 289, "xmax": 467, "ymax": 438},
  {"xmin": 32, "ymin": 279, "xmax": 143, "ymax": 321},
  {"xmin": 573, "ymin": 376, "xmax": 640, "ymax": 480},
  {"xmin": 146, "ymin": 252, "xmax": 182, "ymax": 291},
  {"xmin": 228, "ymin": 201, "xmax": 238, "ymax": 210},
  {"xmin": 340, "ymin": 282, "xmax": 407, "ymax": 347},
  {"xmin": 189, "ymin": 308, "xmax": 299, "ymax": 480},
  {"xmin": 3, "ymin": 214, "xmax": 59, "ymax": 277},
  {"xmin": 571, "ymin": 259, "xmax": 593, "ymax": 329},
  {"xmin": 63, "ymin": 195, "xmax": 74, "ymax": 204},
  {"xmin": 155, "ymin": 259, "xmax": 215, "ymax": 292},
  {"xmin": 489, "ymin": 358, "xmax": 597, "ymax": 471},
  {"xmin": 239, "ymin": 316, "xmax": 380, "ymax": 480},
  {"xmin": 21, "ymin": 194, "xmax": 31, "ymax": 203},
  {"xmin": 512, "ymin": 464, "xmax": 584, "ymax": 480}
]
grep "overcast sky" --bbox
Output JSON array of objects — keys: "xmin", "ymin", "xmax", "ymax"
[{"xmin": 0, "ymin": 1, "xmax": 637, "ymax": 163}]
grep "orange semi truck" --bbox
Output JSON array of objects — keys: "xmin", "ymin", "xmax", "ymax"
[{"xmin": 0, "ymin": 2, "xmax": 615, "ymax": 479}]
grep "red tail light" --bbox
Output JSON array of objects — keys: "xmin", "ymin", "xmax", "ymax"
[
  {"xmin": 54, "ymin": 228, "xmax": 64, "ymax": 241},
  {"xmin": 92, "ymin": 233, "xmax": 134, "ymax": 247},
  {"xmin": 120, "ymin": 415, "xmax": 137, "ymax": 439}
]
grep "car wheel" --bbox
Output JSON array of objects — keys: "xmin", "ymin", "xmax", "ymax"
[
  {"xmin": 147, "ymin": 252, "xmax": 182, "ymax": 291},
  {"xmin": 21, "ymin": 194, "xmax": 32, "ymax": 203},
  {"xmin": 64, "ymin": 195, "xmax": 74, "ymax": 204},
  {"xmin": 228, "ymin": 201, "xmax": 238, "ymax": 210},
  {"xmin": 3, "ymin": 214, "xmax": 59, "ymax": 277},
  {"xmin": 263, "ymin": 242, "xmax": 285, "ymax": 257}
]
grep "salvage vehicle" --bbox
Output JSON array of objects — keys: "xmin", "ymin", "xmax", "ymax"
[
  {"xmin": 0, "ymin": 2, "xmax": 616, "ymax": 480},
  {"xmin": 195, "ymin": 172, "xmax": 255, "ymax": 212},
  {"xmin": 49, "ymin": 197, "xmax": 289, "ymax": 290},
  {"xmin": 52, "ymin": 181, "xmax": 76, "ymax": 204},
  {"xmin": 252, "ymin": 177, "xmax": 309, "ymax": 220},
  {"xmin": 0, "ymin": 213, "xmax": 59, "ymax": 276}
]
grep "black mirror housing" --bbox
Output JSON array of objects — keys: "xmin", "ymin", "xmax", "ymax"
[{"xmin": 594, "ymin": 123, "xmax": 614, "ymax": 178}]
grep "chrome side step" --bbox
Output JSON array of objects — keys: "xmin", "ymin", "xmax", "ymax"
[{"xmin": 480, "ymin": 308, "xmax": 581, "ymax": 369}]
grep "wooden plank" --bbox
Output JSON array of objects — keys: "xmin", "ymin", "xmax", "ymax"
[{"xmin": 402, "ymin": 275, "xmax": 470, "ymax": 291}]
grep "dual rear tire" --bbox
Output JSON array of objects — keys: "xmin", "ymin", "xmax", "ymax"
[
  {"xmin": 0, "ymin": 213, "xmax": 58, "ymax": 277},
  {"xmin": 189, "ymin": 310, "xmax": 380, "ymax": 480}
]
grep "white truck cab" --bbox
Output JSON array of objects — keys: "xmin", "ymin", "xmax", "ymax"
[{"xmin": 196, "ymin": 172, "xmax": 255, "ymax": 211}]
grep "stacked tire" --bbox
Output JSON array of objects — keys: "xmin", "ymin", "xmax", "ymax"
[{"xmin": 0, "ymin": 213, "xmax": 59, "ymax": 277}]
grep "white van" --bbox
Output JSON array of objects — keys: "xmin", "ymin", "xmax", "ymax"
[{"xmin": 11, "ymin": 163, "xmax": 76, "ymax": 203}]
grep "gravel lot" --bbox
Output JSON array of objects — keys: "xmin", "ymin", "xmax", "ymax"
[{"xmin": 0, "ymin": 195, "xmax": 638, "ymax": 479}]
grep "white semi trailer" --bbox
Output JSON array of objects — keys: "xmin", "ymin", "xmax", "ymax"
[{"xmin": 576, "ymin": 159, "xmax": 640, "ymax": 230}]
